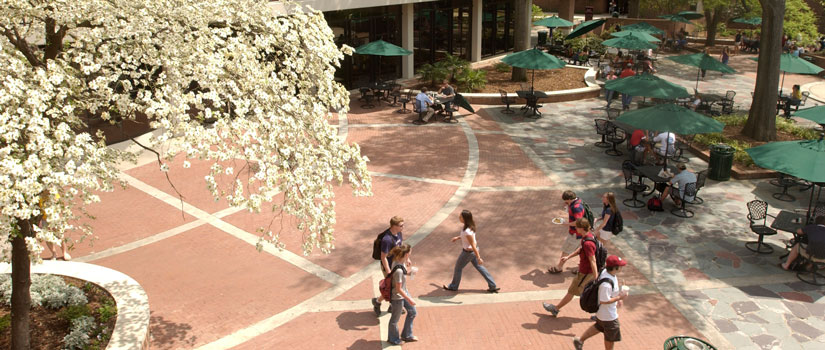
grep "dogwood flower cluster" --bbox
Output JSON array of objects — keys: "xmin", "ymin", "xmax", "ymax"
[{"xmin": 0, "ymin": 0, "xmax": 371, "ymax": 260}]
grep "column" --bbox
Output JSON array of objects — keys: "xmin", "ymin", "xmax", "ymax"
[
  {"xmin": 401, "ymin": 3, "xmax": 414, "ymax": 79},
  {"xmin": 558, "ymin": 0, "xmax": 575, "ymax": 23},
  {"xmin": 470, "ymin": 0, "xmax": 482, "ymax": 62}
]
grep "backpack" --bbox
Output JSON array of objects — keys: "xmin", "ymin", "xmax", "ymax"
[
  {"xmin": 575, "ymin": 199, "xmax": 595, "ymax": 227},
  {"xmin": 611, "ymin": 210, "xmax": 624, "ymax": 235},
  {"xmin": 372, "ymin": 229, "xmax": 390, "ymax": 260},
  {"xmin": 647, "ymin": 197, "xmax": 663, "ymax": 211},
  {"xmin": 582, "ymin": 235, "xmax": 608, "ymax": 273},
  {"xmin": 579, "ymin": 277, "xmax": 615, "ymax": 313},
  {"xmin": 379, "ymin": 265, "xmax": 407, "ymax": 300}
]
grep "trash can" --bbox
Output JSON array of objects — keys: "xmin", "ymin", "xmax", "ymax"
[
  {"xmin": 537, "ymin": 30, "xmax": 548, "ymax": 46},
  {"xmin": 708, "ymin": 144, "xmax": 734, "ymax": 181},
  {"xmin": 585, "ymin": 6, "xmax": 594, "ymax": 21}
]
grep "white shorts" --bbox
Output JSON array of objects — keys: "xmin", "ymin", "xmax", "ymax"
[
  {"xmin": 598, "ymin": 229, "xmax": 613, "ymax": 241},
  {"xmin": 561, "ymin": 234, "xmax": 580, "ymax": 255}
]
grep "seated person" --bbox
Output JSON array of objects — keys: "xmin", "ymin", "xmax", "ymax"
[
  {"xmin": 414, "ymin": 87, "xmax": 435, "ymax": 124},
  {"xmin": 781, "ymin": 215, "xmax": 825, "ymax": 271},
  {"xmin": 438, "ymin": 80, "xmax": 456, "ymax": 111},
  {"xmin": 783, "ymin": 84, "xmax": 803, "ymax": 116},
  {"xmin": 629, "ymin": 129, "xmax": 652, "ymax": 163},
  {"xmin": 653, "ymin": 131, "xmax": 676, "ymax": 163},
  {"xmin": 660, "ymin": 163, "xmax": 696, "ymax": 206}
]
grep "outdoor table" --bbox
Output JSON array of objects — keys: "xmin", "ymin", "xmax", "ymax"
[
  {"xmin": 517, "ymin": 90, "xmax": 548, "ymax": 118},
  {"xmin": 772, "ymin": 210, "xmax": 807, "ymax": 258},
  {"xmin": 635, "ymin": 164, "xmax": 677, "ymax": 196},
  {"xmin": 365, "ymin": 82, "xmax": 392, "ymax": 103},
  {"xmin": 434, "ymin": 95, "xmax": 456, "ymax": 122},
  {"xmin": 697, "ymin": 93, "xmax": 724, "ymax": 112}
]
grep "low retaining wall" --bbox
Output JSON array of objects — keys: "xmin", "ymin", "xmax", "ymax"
[
  {"xmin": 461, "ymin": 66, "xmax": 601, "ymax": 105},
  {"xmin": 0, "ymin": 261, "xmax": 151, "ymax": 350}
]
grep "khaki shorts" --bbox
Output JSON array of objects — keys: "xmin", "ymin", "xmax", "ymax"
[
  {"xmin": 595, "ymin": 318, "xmax": 622, "ymax": 342},
  {"xmin": 598, "ymin": 229, "xmax": 613, "ymax": 241},
  {"xmin": 568, "ymin": 272, "xmax": 595, "ymax": 296},
  {"xmin": 561, "ymin": 234, "xmax": 580, "ymax": 255}
]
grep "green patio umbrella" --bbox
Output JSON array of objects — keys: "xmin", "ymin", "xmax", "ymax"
[
  {"xmin": 658, "ymin": 14, "xmax": 692, "ymax": 24},
  {"xmin": 565, "ymin": 19, "xmax": 606, "ymax": 40},
  {"xmin": 733, "ymin": 17, "xmax": 762, "ymax": 26},
  {"xmin": 453, "ymin": 93, "xmax": 475, "ymax": 114},
  {"xmin": 604, "ymin": 72, "xmax": 691, "ymax": 99},
  {"xmin": 793, "ymin": 106, "xmax": 825, "ymax": 126},
  {"xmin": 611, "ymin": 30, "xmax": 661, "ymax": 43},
  {"xmin": 354, "ymin": 40, "xmax": 412, "ymax": 82},
  {"xmin": 501, "ymin": 48, "xmax": 565, "ymax": 91},
  {"xmin": 678, "ymin": 11, "xmax": 704, "ymax": 20},
  {"xmin": 602, "ymin": 33, "xmax": 659, "ymax": 50},
  {"xmin": 752, "ymin": 53, "xmax": 824, "ymax": 94},
  {"xmin": 746, "ymin": 134, "xmax": 825, "ymax": 222},
  {"xmin": 534, "ymin": 15, "xmax": 574, "ymax": 28},
  {"xmin": 666, "ymin": 52, "xmax": 737, "ymax": 91},
  {"xmin": 620, "ymin": 22, "xmax": 665, "ymax": 35},
  {"xmin": 617, "ymin": 103, "xmax": 724, "ymax": 168}
]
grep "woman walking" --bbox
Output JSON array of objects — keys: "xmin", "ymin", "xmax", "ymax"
[
  {"xmin": 387, "ymin": 244, "xmax": 418, "ymax": 345},
  {"xmin": 443, "ymin": 210, "xmax": 500, "ymax": 293},
  {"xmin": 594, "ymin": 192, "xmax": 619, "ymax": 243}
]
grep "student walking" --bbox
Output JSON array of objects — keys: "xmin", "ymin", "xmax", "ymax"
[
  {"xmin": 573, "ymin": 255, "xmax": 629, "ymax": 350},
  {"xmin": 387, "ymin": 244, "xmax": 418, "ymax": 345},
  {"xmin": 594, "ymin": 192, "xmax": 619, "ymax": 243},
  {"xmin": 543, "ymin": 218, "xmax": 598, "ymax": 316},
  {"xmin": 443, "ymin": 210, "xmax": 500, "ymax": 293},
  {"xmin": 549, "ymin": 190, "xmax": 585, "ymax": 274},
  {"xmin": 373, "ymin": 216, "xmax": 406, "ymax": 315}
]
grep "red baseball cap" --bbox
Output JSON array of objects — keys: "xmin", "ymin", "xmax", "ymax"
[{"xmin": 606, "ymin": 255, "xmax": 627, "ymax": 268}]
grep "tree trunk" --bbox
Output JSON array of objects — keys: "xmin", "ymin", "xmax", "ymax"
[
  {"xmin": 511, "ymin": 0, "xmax": 531, "ymax": 82},
  {"xmin": 743, "ymin": 0, "xmax": 785, "ymax": 141},
  {"xmin": 704, "ymin": 9, "xmax": 720, "ymax": 47},
  {"xmin": 627, "ymin": 0, "xmax": 641, "ymax": 18},
  {"xmin": 11, "ymin": 220, "xmax": 32, "ymax": 350}
]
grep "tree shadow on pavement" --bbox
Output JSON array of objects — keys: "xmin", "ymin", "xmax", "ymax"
[
  {"xmin": 149, "ymin": 313, "xmax": 196, "ymax": 348},
  {"xmin": 335, "ymin": 311, "xmax": 378, "ymax": 331},
  {"xmin": 521, "ymin": 268, "xmax": 566, "ymax": 288},
  {"xmin": 521, "ymin": 312, "xmax": 579, "ymax": 337},
  {"xmin": 347, "ymin": 339, "xmax": 383, "ymax": 350}
]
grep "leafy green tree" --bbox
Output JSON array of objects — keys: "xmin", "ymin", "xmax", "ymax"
[
  {"xmin": 640, "ymin": 0, "xmax": 690, "ymax": 15},
  {"xmin": 784, "ymin": 0, "xmax": 820, "ymax": 46}
]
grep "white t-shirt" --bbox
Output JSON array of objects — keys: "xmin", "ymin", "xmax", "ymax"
[
  {"xmin": 596, "ymin": 269, "xmax": 620, "ymax": 321},
  {"xmin": 460, "ymin": 228, "xmax": 476, "ymax": 251},
  {"xmin": 653, "ymin": 132, "xmax": 675, "ymax": 155}
]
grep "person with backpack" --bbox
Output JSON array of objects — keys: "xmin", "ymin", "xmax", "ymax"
[
  {"xmin": 372, "ymin": 216, "xmax": 406, "ymax": 316},
  {"xmin": 543, "ymin": 218, "xmax": 601, "ymax": 317},
  {"xmin": 386, "ymin": 244, "xmax": 418, "ymax": 345},
  {"xmin": 595, "ymin": 192, "xmax": 621, "ymax": 243},
  {"xmin": 442, "ymin": 210, "xmax": 500, "ymax": 293},
  {"xmin": 549, "ymin": 190, "xmax": 589, "ymax": 274},
  {"xmin": 573, "ymin": 255, "xmax": 628, "ymax": 350}
]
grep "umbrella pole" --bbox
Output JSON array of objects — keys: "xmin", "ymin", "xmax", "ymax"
[
  {"xmin": 695, "ymin": 68, "xmax": 700, "ymax": 92},
  {"xmin": 780, "ymin": 71, "xmax": 786, "ymax": 96},
  {"xmin": 807, "ymin": 184, "xmax": 816, "ymax": 224},
  {"xmin": 532, "ymin": 69, "xmax": 535, "ymax": 93},
  {"xmin": 663, "ymin": 136, "xmax": 669, "ymax": 171}
]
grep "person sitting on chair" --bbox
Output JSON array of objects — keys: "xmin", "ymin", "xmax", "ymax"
[
  {"xmin": 781, "ymin": 216, "xmax": 825, "ymax": 271},
  {"xmin": 783, "ymin": 85, "xmax": 803, "ymax": 117},
  {"xmin": 652, "ymin": 131, "xmax": 675, "ymax": 164},
  {"xmin": 438, "ymin": 80, "xmax": 456, "ymax": 111},
  {"xmin": 659, "ymin": 163, "xmax": 696, "ymax": 206},
  {"xmin": 414, "ymin": 87, "xmax": 435, "ymax": 125}
]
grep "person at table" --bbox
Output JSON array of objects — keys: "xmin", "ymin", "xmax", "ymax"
[
  {"xmin": 414, "ymin": 87, "xmax": 435, "ymax": 125},
  {"xmin": 438, "ymin": 80, "xmax": 456, "ymax": 112},
  {"xmin": 605, "ymin": 70, "xmax": 618, "ymax": 108},
  {"xmin": 619, "ymin": 64, "xmax": 635, "ymax": 110},
  {"xmin": 780, "ymin": 215, "xmax": 825, "ymax": 271},
  {"xmin": 629, "ymin": 129, "xmax": 651, "ymax": 161},
  {"xmin": 659, "ymin": 163, "xmax": 696, "ymax": 206},
  {"xmin": 734, "ymin": 31, "xmax": 742, "ymax": 55},
  {"xmin": 652, "ymin": 131, "xmax": 675, "ymax": 164},
  {"xmin": 782, "ymin": 84, "xmax": 803, "ymax": 117}
]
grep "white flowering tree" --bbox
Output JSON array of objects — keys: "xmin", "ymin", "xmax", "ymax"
[{"xmin": 0, "ymin": 0, "xmax": 370, "ymax": 347}]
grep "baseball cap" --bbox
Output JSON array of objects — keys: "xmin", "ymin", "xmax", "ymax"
[{"xmin": 606, "ymin": 255, "xmax": 627, "ymax": 268}]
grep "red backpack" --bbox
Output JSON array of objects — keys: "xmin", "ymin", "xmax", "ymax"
[
  {"xmin": 647, "ymin": 197, "xmax": 663, "ymax": 211},
  {"xmin": 379, "ymin": 265, "xmax": 407, "ymax": 300}
]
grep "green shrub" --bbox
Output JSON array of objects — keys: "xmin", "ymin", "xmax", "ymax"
[
  {"xmin": 442, "ymin": 54, "xmax": 471, "ymax": 82},
  {"xmin": 456, "ymin": 69, "xmax": 487, "ymax": 92},
  {"xmin": 0, "ymin": 313, "xmax": 10, "ymax": 332},
  {"xmin": 494, "ymin": 62, "xmax": 511, "ymax": 73},
  {"xmin": 97, "ymin": 299, "xmax": 117, "ymax": 324},
  {"xmin": 417, "ymin": 62, "xmax": 449, "ymax": 87},
  {"xmin": 532, "ymin": 4, "xmax": 544, "ymax": 21},
  {"xmin": 0, "ymin": 274, "xmax": 87, "ymax": 309},
  {"xmin": 58, "ymin": 304, "xmax": 91, "ymax": 322}
]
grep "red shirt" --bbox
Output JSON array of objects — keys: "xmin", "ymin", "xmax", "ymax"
[
  {"xmin": 630, "ymin": 129, "xmax": 645, "ymax": 146},
  {"xmin": 578, "ymin": 234, "xmax": 597, "ymax": 274},
  {"xmin": 619, "ymin": 68, "xmax": 635, "ymax": 78}
]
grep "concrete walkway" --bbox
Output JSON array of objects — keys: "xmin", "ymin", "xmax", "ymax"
[{"xmin": 43, "ymin": 52, "xmax": 825, "ymax": 350}]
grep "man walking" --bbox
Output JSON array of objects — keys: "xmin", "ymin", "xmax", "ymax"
[
  {"xmin": 573, "ymin": 255, "xmax": 629, "ymax": 350},
  {"xmin": 549, "ymin": 191, "xmax": 585, "ymax": 274},
  {"xmin": 373, "ymin": 216, "xmax": 405, "ymax": 315},
  {"xmin": 543, "ymin": 218, "xmax": 598, "ymax": 316}
]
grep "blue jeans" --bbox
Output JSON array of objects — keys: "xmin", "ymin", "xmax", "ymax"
[
  {"xmin": 447, "ymin": 250, "xmax": 497, "ymax": 290},
  {"xmin": 621, "ymin": 93, "xmax": 633, "ymax": 108},
  {"xmin": 388, "ymin": 299, "xmax": 416, "ymax": 344}
]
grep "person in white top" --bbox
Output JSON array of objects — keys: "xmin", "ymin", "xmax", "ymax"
[
  {"xmin": 573, "ymin": 255, "xmax": 628, "ymax": 350},
  {"xmin": 443, "ymin": 210, "xmax": 500, "ymax": 293},
  {"xmin": 653, "ymin": 131, "xmax": 675, "ymax": 164}
]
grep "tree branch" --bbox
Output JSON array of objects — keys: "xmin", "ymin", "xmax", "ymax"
[{"xmin": 1, "ymin": 25, "xmax": 43, "ymax": 67}]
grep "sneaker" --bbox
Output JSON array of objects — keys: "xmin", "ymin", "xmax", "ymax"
[
  {"xmin": 487, "ymin": 287, "xmax": 501, "ymax": 293},
  {"xmin": 401, "ymin": 336, "xmax": 419, "ymax": 342},
  {"xmin": 573, "ymin": 337, "xmax": 584, "ymax": 350},
  {"xmin": 542, "ymin": 302, "xmax": 559, "ymax": 317},
  {"xmin": 371, "ymin": 298, "xmax": 381, "ymax": 316}
]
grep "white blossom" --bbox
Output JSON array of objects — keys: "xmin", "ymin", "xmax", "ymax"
[{"xmin": 0, "ymin": 0, "xmax": 371, "ymax": 260}]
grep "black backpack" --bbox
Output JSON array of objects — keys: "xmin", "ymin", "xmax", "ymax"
[
  {"xmin": 582, "ymin": 236, "xmax": 608, "ymax": 273},
  {"xmin": 574, "ymin": 198, "xmax": 595, "ymax": 226},
  {"xmin": 611, "ymin": 210, "xmax": 623, "ymax": 235},
  {"xmin": 580, "ymin": 277, "xmax": 615, "ymax": 313},
  {"xmin": 372, "ymin": 229, "xmax": 391, "ymax": 260}
]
